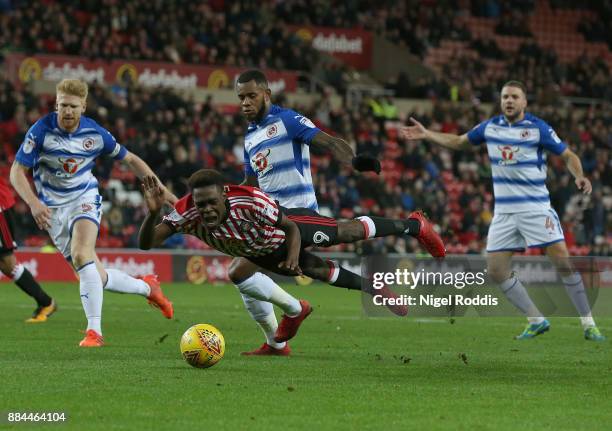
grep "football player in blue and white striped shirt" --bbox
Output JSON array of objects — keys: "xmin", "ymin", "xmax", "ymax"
[
  {"xmin": 10, "ymin": 79, "xmax": 177, "ymax": 347},
  {"xmin": 230, "ymin": 70, "xmax": 408, "ymax": 356},
  {"xmin": 400, "ymin": 80, "xmax": 604, "ymax": 341}
]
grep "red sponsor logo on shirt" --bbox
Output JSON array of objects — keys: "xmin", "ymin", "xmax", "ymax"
[
  {"xmin": 253, "ymin": 149, "xmax": 272, "ymax": 174},
  {"xmin": 497, "ymin": 146, "xmax": 519, "ymax": 165}
]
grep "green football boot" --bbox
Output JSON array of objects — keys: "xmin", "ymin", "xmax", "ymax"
[
  {"xmin": 584, "ymin": 327, "xmax": 606, "ymax": 342},
  {"xmin": 515, "ymin": 319, "xmax": 551, "ymax": 340}
]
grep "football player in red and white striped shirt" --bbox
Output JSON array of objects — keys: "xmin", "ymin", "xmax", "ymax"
[
  {"xmin": 139, "ymin": 170, "xmax": 446, "ymax": 345},
  {"xmin": 161, "ymin": 182, "xmax": 290, "ymax": 259}
]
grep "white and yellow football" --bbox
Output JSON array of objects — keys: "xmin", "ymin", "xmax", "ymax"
[{"xmin": 180, "ymin": 324, "xmax": 225, "ymax": 368}]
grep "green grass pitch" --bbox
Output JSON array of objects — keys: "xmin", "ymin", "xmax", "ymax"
[{"xmin": 1, "ymin": 281, "xmax": 610, "ymax": 430}]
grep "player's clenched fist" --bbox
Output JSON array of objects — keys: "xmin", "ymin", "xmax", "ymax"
[{"xmin": 352, "ymin": 153, "xmax": 381, "ymax": 174}]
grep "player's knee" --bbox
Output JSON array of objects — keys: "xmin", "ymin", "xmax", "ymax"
[
  {"xmin": 227, "ymin": 261, "xmax": 241, "ymax": 283},
  {"xmin": 71, "ymin": 248, "xmax": 93, "ymax": 269},
  {"xmin": 307, "ymin": 268, "xmax": 328, "ymax": 281},
  {"xmin": 228, "ymin": 270, "xmax": 244, "ymax": 285},
  {"xmin": 0, "ymin": 254, "xmax": 16, "ymax": 276},
  {"xmin": 488, "ymin": 266, "xmax": 511, "ymax": 284},
  {"xmin": 228, "ymin": 260, "xmax": 255, "ymax": 284},
  {"xmin": 547, "ymin": 249, "xmax": 572, "ymax": 274},
  {"xmin": 337, "ymin": 221, "xmax": 364, "ymax": 243},
  {"xmin": 296, "ymin": 252, "xmax": 325, "ymax": 280},
  {"xmin": 301, "ymin": 262, "xmax": 328, "ymax": 281},
  {"xmin": 552, "ymin": 259, "xmax": 573, "ymax": 277},
  {"xmin": 0, "ymin": 258, "xmax": 13, "ymax": 277}
]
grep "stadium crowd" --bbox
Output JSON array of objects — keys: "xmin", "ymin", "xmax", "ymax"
[
  {"xmin": 0, "ymin": 0, "xmax": 343, "ymax": 88},
  {"xmin": 276, "ymin": 0, "xmax": 612, "ymax": 102},
  {"xmin": 0, "ymin": 70, "xmax": 609, "ymax": 256},
  {"xmin": 410, "ymin": 44, "xmax": 612, "ymax": 104},
  {"xmin": 1, "ymin": 1, "xmax": 610, "ymax": 102}
]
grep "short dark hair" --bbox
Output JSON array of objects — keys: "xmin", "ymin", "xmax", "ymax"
[
  {"xmin": 187, "ymin": 169, "xmax": 226, "ymax": 190},
  {"xmin": 236, "ymin": 69, "xmax": 268, "ymax": 88},
  {"xmin": 501, "ymin": 80, "xmax": 527, "ymax": 96}
]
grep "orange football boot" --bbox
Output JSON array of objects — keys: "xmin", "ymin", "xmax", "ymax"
[
  {"xmin": 241, "ymin": 343, "xmax": 291, "ymax": 356},
  {"xmin": 79, "ymin": 329, "xmax": 104, "ymax": 347},
  {"xmin": 140, "ymin": 274, "xmax": 174, "ymax": 319}
]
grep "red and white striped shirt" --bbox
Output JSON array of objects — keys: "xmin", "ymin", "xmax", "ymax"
[{"xmin": 162, "ymin": 185, "xmax": 286, "ymax": 257}]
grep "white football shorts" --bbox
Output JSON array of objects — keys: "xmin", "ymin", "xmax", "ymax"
[
  {"xmin": 47, "ymin": 191, "xmax": 103, "ymax": 259},
  {"xmin": 486, "ymin": 209, "xmax": 565, "ymax": 252}
]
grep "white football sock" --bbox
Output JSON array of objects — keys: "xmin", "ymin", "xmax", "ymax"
[
  {"xmin": 499, "ymin": 275, "xmax": 545, "ymax": 324},
  {"xmin": 78, "ymin": 261, "xmax": 103, "ymax": 334},
  {"xmin": 235, "ymin": 272, "xmax": 302, "ymax": 316},
  {"xmin": 240, "ymin": 294, "xmax": 286, "ymax": 349},
  {"xmin": 103, "ymin": 269, "xmax": 150, "ymax": 296},
  {"xmin": 562, "ymin": 273, "xmax": 596, "ymax": 329}
]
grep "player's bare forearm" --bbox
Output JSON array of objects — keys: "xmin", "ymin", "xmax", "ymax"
[
  {"xmin": 138, "ymin": 213, "xmax": 171, "ymax": 250},
  {"xmin": 561, "ymin": 148, "xmax": 592, "ymax": 194},
  {"xmin": 311, "ymin": 131, "xmax": 355, "ymax": 164},
  {"xmin": 561, "ymin": 149, "xmax": 584, "ymax": 179},
  {"xmin": 278, "ymin": 214, "xmax": 302, "ymax": 274},
  {"xmin": 424, "ymin": 131, "xmax": 470, "ymax": 151},
  {"xmin": 122, "ymin": 152, "xmax": 157, "ymax": 178},
  {"xmin": 138, "ymin": 211, "xmax": 158, "ymax": 250},
  {"xmin": 124, "ymin": 152, "xmax": 178, "ymax": 204},
  {"xmin": 10, "ymin": 161, "xmax": 51, "ymax": 229},
  {"xmin": 9, "ymin": 162, "xmax": 39, "ymax": 206},
  {"xmin": 139, "ymin": 175, "xmax": 175, "ymax": 248},
  {"xmin": 312, "ymin": 130, "xmax": 382, "ymax": 174},
  {"xmin": 400, "ymin": 118, "xmax": 470, "ymax": 151}
]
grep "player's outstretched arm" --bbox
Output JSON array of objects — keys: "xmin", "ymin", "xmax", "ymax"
[
  {"xmin": 277, "ymin": 214, "xmax": 302, "ymax": 275},
  {"xmin": 399, "ymin": 117, "xmax": 470, "ymax": 151},
  {"xmin": 560, "ymin": 148, "xmax": 592, "ymax": 194},
  {"xmin": 138, "ymin": 176, "xmax": 174, "ymax": 249},
  {"xmin": 311, "ymin": 131, "xmax": 381, "ymax": 174},
  {"xmin": 311, "ymin": 131, "xmax": 354, "ymax": 162},
  {"xmin": 9, "ymin": 161, "xmax": 51, "ymax": 230},
  {"xmin": 122, "ymin": 151, "xmax": 178, "ymax": 205}
]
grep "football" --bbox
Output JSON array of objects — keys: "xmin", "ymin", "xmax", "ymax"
[{"xmin": 179, "ymin": 324, "xmax": 225, "ymax": 368}]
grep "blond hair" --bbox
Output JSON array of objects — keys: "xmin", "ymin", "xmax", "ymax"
[{"xmin": 56, "ymin": 79, "xmax": 88, "ymax": 100}]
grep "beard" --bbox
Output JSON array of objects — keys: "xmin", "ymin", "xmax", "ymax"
[
  {"xmin": 59, "ymin": 115, "xmax": 78, "ymax": 130},
  {"xmin": 254, "ymin": 103, "xmax": 267, "ymax": 122}
]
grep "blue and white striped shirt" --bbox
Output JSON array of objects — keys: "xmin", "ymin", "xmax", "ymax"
[
  {"xmin": 15, "ymin": 113, "xmax": 127, "ymax": 207},
  {"xmin": 467, "ymin": 113, "xmax": 567, "ymax": 213},
  {"xmin": 244, "ymin": 105, "xmax": 321, "ymax": 211}
]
